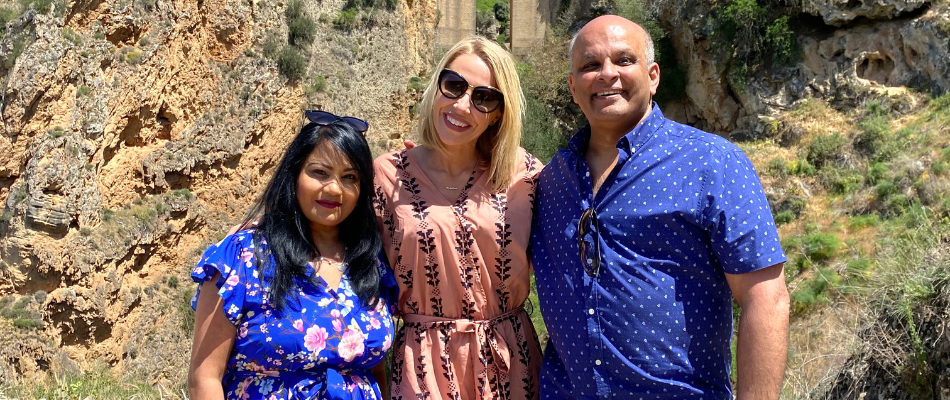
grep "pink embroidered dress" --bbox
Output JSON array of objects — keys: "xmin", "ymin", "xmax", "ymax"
[{"xmin": 373, "ymin": 148, "xmax": 542, "ymax": 400}]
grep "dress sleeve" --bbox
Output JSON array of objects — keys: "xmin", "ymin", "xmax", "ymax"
[
  {"xmin": 373, "ymin": 153, "xmax": 397, "ymax": 242},
  {"xmin": 190, "ymin": 230, "xmax": 259, "ymax": 326},
  {"xmin": 376, "ymin": 252, "xmax": 399, "ymax": 315},
  {"xmin": 700, "ymin": 149, "xmax": 787, "ymax": 274}
]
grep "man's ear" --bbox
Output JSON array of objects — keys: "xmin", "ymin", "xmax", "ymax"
[
  {"xmin": 648, "ymin": 62, "xmax": 660, "ymax": 96},
  {"xmin": 568, "ymin": 73, "xmax": 578, "ymax": 105}
]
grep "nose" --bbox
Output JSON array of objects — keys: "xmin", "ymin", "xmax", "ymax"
[
  {"xmin": 323, "ymin": 178, "xmax": 343, "ymax": 195},
  {"xmin": 599, "ymin": 60, "xmax": 619, "ymax": 81},
  {"xmin": 452, "ymin": 91, "xmax": 474, "ymax": 114}
]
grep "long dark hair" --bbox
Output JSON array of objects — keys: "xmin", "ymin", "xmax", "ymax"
[{"xmin": 243, "ymin": 120, "xmax": 381, "ymax": 312}]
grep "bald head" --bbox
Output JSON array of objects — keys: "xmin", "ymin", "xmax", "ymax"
[{"xmin": 570, "ymin": 15, "xmax": 654, "ymax": 67}]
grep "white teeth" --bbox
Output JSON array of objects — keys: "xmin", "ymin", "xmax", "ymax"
[
  {"xmin": 446, "ymin": 114, "xmax": 468, "ymax": 127},
  {"xmin": 597, "ymin": 90, "xmax": 622, "ymax": 96}
]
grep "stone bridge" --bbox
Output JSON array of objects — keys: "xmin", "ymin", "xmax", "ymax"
[{"xmin": 434, "ymin": 0, "xmax": 556, "ymax": 53}]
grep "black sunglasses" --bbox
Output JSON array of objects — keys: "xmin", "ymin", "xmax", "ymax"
[
  {"xmin": 305, "ymin": 110, "xmax": 369, "ymax": 134},
  {"xmin": 577, "ymin": 207, "xmax": 601, "ymax": 278},
  {"xmin": 438, "ymin": 69, "xmax": 504, "ymax": 114}
]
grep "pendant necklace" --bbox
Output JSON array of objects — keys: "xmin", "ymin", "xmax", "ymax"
[{"xmin": 316, "ymin": 255, "xmax": 347, "ymax": 272}]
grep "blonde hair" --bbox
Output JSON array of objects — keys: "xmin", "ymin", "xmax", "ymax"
[{"xmin": 418, "ymin": 36, "xmax": 524, "ymax": 192}]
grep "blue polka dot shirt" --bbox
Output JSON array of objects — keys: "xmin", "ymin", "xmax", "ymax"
[{"xmin": 530, "ymin": 104, "xmax": 786, "ymax": 399}]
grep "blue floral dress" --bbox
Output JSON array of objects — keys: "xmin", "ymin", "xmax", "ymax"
[{"xmin": 191, "ymin": 230, "xmax": 397, "ymax": 400}]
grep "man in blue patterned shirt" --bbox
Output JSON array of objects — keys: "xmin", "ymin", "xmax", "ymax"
[{"xmin": 530, "ymin": 15, "xmax": 790, "ymax": 399}]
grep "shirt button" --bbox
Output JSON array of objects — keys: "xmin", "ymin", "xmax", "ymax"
[
  {"xmin": 589, "ymin": 309, "xmax": 595, "ymax": 315},
  {"xmin": 595, "ymin": 359, "xmax": 602, "ymax": 365}
]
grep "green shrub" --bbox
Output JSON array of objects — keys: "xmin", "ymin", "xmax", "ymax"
[
  {"xmin": 846, "ymin": 258, "xmax": 873, "ymax": 279},
  {"xmin": 20, "ymin": 0, "xmax": 53, "ymax": 14},
  {"xmin": 789, "ymin": 158, "xmax": 816, "ymax": 176},
  {"xmin": 0, "ymin": 7, "xmax": 17, "ymax": 33},
  {"xmin": 333, "ymin": 8, "xmax": 358, "ymax": 31},
  {"xmin": 819, "ymin": 167, "xmax": 863, "ymax": 195},
  {"xmin": 407, "ymin": 76, "xmax": 426, "ymax": 92},
  {"xmin": 288, "ymin": 15, "xmax": 316, "ymax": 46},
  {"xmin": 875, "ymin": 180, "xmax": 898, "ymax": 198},
  {"xmin": 767, "ymin": 157, "xmax": 788, "ymax": 178},
  {"xmin": 262, "ymin": 33, "xmax": 282, "ymax": 60},
  {"xmin": 790, "ymin": 269, "xmax": 838, "ymax": 314},
  {"xmin": 62, "ymin": 27, "xmax": 82, "ymax": 46},
  {"xmin": 276, "ymin": 46, "xmax": 307, "ymax": 81},
  {"xmin": 774, "ymin": 210, "xmax": 795, "ymax": 225},
  {"xmin": 306, "ymin": 76, "xmax": 327, "ymax": 95},
  {"xmin": 102, "ymin": 208, "xmax": 114, "ymax": 222},
  {"xmin": 172, "ymin": 188, "xmax": 192, "ymax": 199},
  {"xmin": 854, "ymin": 114, "xmax": 892, "ymax": 160},
  {"xmin": 866, "ymin": 162, "xmax": 888, "ymax": 185},
  {"xmin": 77, "ymin": 85, "xmax": 91, "ymax": 97},
  {"xmin": 806, "ymin": 133, "xmax": 847, "ymax": 169},
  {"xmin": 883, "ymin": 194, "xmax": 912, "ymax": 217},
  {"xmin": 125, "ymin": 49, "xmax": 143, "ymax": 64},
  {"xmin": 801, "ymin": 232, "xmax": 842, "ymax": 262},
  {"xmin": 522, "ymin": 96, "xmax": 567, "ymax": 162},
  {"xmin": 4, "ymin": 34, "xmax": 30, "ymax": 69},
  {"xmin": 93, "ymin": 31, "xmax": 105, "ymax": 40},
  {"xmin": 934, "ymin": 161, "xmax": 948, "ymax": 176},
  {"xmin": 286, "ymin": 0, "xmax": 305, "ymax": 19},
  {"xmin": 847, "ymin": 214, "xmax": 879, "ymax": 229},
  {"xmin": 80, "ymin": 227, "xmax": 92, "ymax": 236}
]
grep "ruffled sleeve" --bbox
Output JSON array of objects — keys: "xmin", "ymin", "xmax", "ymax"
[
  {"xmin": 377, "ymin": 252, "xmax": 399, "ymax": 315},
  {"xmin": 190, "ymin": 230, "xmax": 262, "ymax": 326}
]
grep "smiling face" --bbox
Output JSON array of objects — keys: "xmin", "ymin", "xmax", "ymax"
[
  {"xmin": 296, "ymin": 140, "xmax": 360, "ymax": 234},
  {"xmin": 431, "ymin": 53, "xmax": 502, "ymax": 150},
  {"xmin": 569, "ymin": 16, "xmax": 660, "ymax": 135}
]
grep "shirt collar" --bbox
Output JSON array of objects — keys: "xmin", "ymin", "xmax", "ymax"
[{"xmin": 568, "ymin": 102, "xmax": 665, "ymax": 156}]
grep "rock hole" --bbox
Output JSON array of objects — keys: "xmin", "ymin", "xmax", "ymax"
[{"xmin": 856, "ymin": 54, "xmax": 895, "ymax": 85}]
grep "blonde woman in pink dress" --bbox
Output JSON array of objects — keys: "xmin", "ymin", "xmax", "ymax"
[{"xmin": 373, "ymin": 37, "xmax": 542, "ymax": 400}]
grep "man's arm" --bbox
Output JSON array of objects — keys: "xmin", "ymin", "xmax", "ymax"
[{"xmin": 725, "ymin": 263, "xmax": 790, "ymax": 400}]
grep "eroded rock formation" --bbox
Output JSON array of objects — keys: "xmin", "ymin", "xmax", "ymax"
[{"xmin": 0, "ymin": 0, "xmax": 436, "ymax": 384}]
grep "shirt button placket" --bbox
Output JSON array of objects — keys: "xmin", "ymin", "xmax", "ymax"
[{"xmin": 586, "ymin": 270, "xmax": 609, "ymax": 396}]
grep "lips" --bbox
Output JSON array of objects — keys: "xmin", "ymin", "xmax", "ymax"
[
  {"xmin": 443, "ymin": 113, "xmax": 471, "ymax": 131},
  {"xmin": 316, "ymin": 200, "xmax": 342, "ymax": 209},
  {"xmin": 594, "ymin": 89, "xmax": 625, "ymax": 99}
]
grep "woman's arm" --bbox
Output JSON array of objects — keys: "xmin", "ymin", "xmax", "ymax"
[
  {"xmin": 371, "ymin": 361, "xmax": 390, "ymax": 400},
  {"xmin": 188, "ymin": 277, "xmax": 237, "ymax": 400}
]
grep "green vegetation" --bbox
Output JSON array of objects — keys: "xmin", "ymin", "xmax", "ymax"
[
  {"xmin": 286, "ymin": 0, "xmax": 316, "ymax": 46},
  {"xmin": 334, "ymin": 0, "xmax": 395, "ymax": 31},
  {"xmin": 708, "ymin": 0, "xmax": 800, "ymax": 91},
  {"xmin": 277, "ymin": 45, "xmax": 307, "ymax": 82},
  {"xmin": 76, "ymin": 85, "xmax": 91, "ymax": 97},
  {"xmin": 0, "ymin": 295, "xmax": 43, "ymax": 330},
  {"xmin": 1, "ymin": 362, "xmax": 161, "ymax": 399},
  {"xmin": 806, "ymin": 133, "xmax": 846, "ymax": 169},
  {"xmin": 124, "ymin": 48, "xmax": 143, "ymax": 64},
  {"xmin": 306, "ymin": 75, "xmax": 328, "ymax": 95}
]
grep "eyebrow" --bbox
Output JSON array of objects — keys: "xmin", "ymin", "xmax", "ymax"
[
  {"xmin": 577, "ymin": 49, "xmax": 638, "ymax": 62},
  {"xmin": 307, "ymin": 161, "xmax": 358, "ymax": 172}
]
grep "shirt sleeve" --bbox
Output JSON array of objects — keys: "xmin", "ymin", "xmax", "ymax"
[
  {"xmin": 190, "ymin": 230, "xmax": 260, "ymax": 326},
  {"xmin": 701, "ymin": 149, "xmax": 787, "ymax": 274}
]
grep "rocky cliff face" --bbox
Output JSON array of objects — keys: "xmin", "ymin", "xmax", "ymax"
[
  {"xmin": 0, "ymin": 0, "xmax": 435, "ymax": 384},
  {"xmin": 650, "ymin": 0, "xmax": 950, "ymax": 137}
]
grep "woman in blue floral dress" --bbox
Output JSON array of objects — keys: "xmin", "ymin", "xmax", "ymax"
[{"xmin": 188, "ymin": 111, "xmax": 396, "ymax": 400}]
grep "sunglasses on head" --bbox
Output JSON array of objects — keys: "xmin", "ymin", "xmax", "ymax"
[
  {"xmin": 438, "ymin": 69, "xmax": 504, "ymax": 114},
  {"xmin": 305, "ymin": 110, "xmax": 369, "ymax": 134}
]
